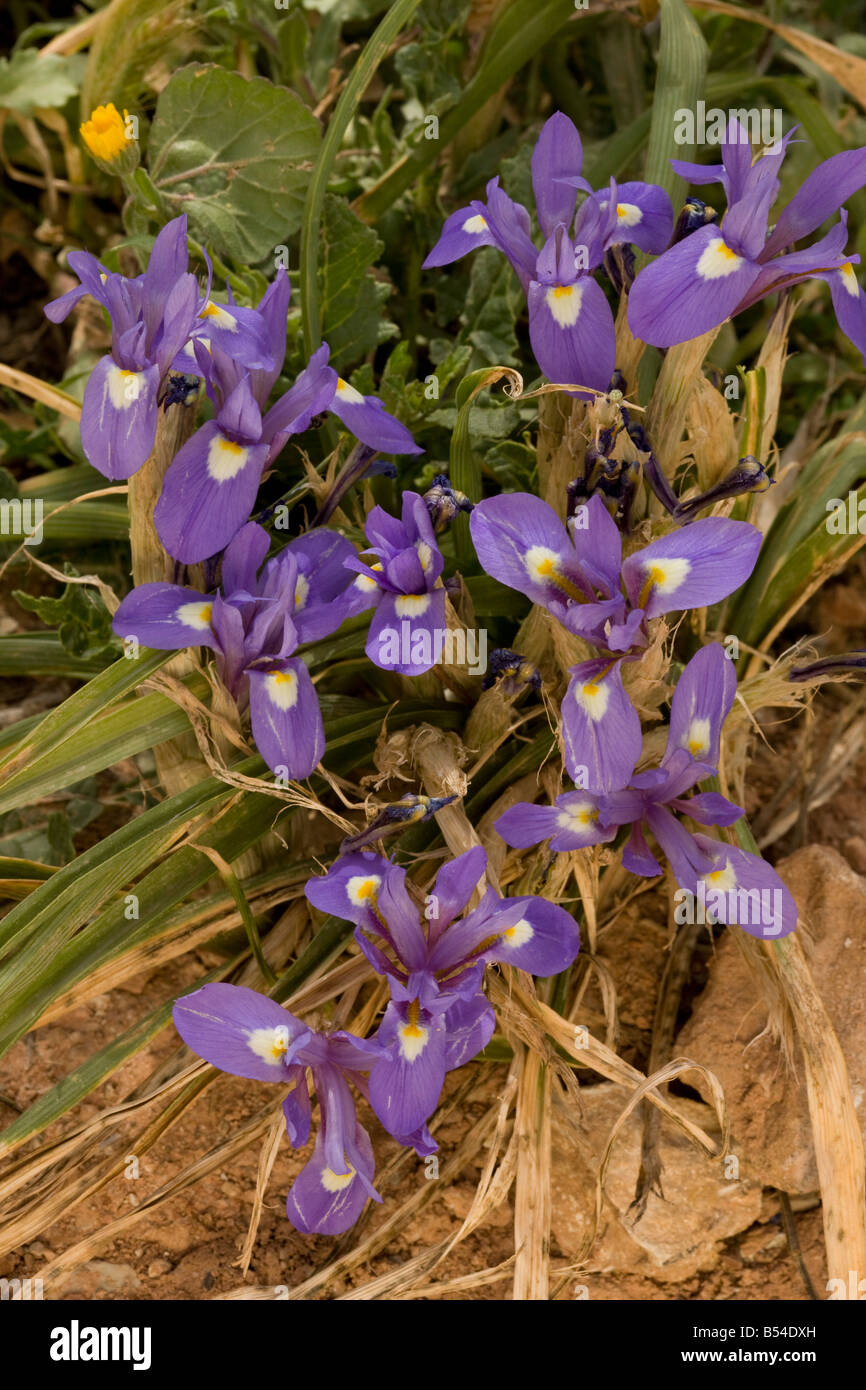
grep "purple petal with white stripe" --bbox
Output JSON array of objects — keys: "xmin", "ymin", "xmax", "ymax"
[
  {"xmin": 304, "ymin": 851, "xmax": 393, "ymax": 931},
  {"xmin": 469, "ymin": 493, "xmax": 584, "ymax": 608},
  {"xmin": 587, "ymin": 181, "xmax": 674, "ymax": 255},
  {"xmin": 154, "ymin": 420, "xmax": 268, "ymax": 564},
  {"xmin": 496, "ymin": 792, "xmax": 612, "ymax": 852},
  {"xmin": 621, "ymin": 517, "xmax": 761, "ymax": 619},
  {"xmin": 485, "ymin": 894, "xmax": 580, "ymax": 976},
  {"xmin": 528, "ymin": 272, "xmax": 616, "ymax": 393},
  {"xmin": 80, "ymin": 356, "xmax": 160, "ymax": 480},
  {"xmin": 422, "ymin": 204, "xmax": 496, "ymax": 267},
  {"xmin": 690, "ymin": 835, "xmax": 798, "ymax": 939},
  {"xmin": 443, "ymin": 993, "xmax": 496, "ymax": 1070},
  {"xmin": 286, "ymin": 1116, "xmax": 380, "ymax": 1236},
  {"xmin": 627, "ymin": 223, "xmax": 761, "ymax": 348},
  {"xmin": 562, "ymin": 658, "xmax": 642, "ymax": 791},
  {"xmin": 172, "ymin": 983, "xmax": 308, "ymax": 1082},
  {"xmin": 247, "ymin": 658, "xmax": 324, "ymax": 777},
  {"xmin": 368, "ymin": 1001, "xmax": 447, "ymax": 1136},
  {"xmin": 366, "ymin": 586, "xmax": 446, "ymax": 675},
  {"xmin": 112, "ymin": 582, "xmax": 219, "ymax": 651},
  {"xmin": 663, "ymin": 642, "xmax": 737, "ymax": 767}
]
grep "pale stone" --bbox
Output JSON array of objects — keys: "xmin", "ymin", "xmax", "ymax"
[{"xmin": 677, "ymin": 844, "xmax": 866, "ymax": 1194}]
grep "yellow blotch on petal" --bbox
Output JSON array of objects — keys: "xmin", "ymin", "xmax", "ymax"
[{"xmin": 346, "ymin": 874, "xmax": 381, "ymax": 906}]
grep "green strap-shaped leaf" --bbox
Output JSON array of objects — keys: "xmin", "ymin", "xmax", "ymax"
[
  {"xmin": 0, "ymin": 648, "xmax": 172, "ymax": 783},
  {"xmin": 0, "ymin": 673, "xmax": 211, "ymax": 816},
  {"xmin": 643, "ymin": 0, "xmax": 708, "ymax": 209},
  {"xmin": 353, "ymin": 0, "xmax": 580, "ymax": 225},
  {"xmin": 450, "ymin": 367, "xmax": 522, "ymax": 570},
  {"xmin": 300, "ymin": 0, "xmax": 426, "ymax": 354},
  {"xmin": 0, "ymin": 784, "xmax": 275, "ymax": 1059}
]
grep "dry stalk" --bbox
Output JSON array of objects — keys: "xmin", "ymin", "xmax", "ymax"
[{"xmin": 512, "ymin": 1043, "xmax": 552, "ymax": 1299}]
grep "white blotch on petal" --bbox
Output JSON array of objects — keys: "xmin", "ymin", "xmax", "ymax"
[
  {"xmin": 207, "ymin": 433, "xmax": 250, "ymax": 481},
  {"xmin": 175, "ymin": 600, "xmax": 213, "ymax": 630},
  {"xmin": 354, "ymin": 563, "xmax": 383, "ymax": 593},
  {"xmin": 500, "ymin": 918, "xmax": 534, "ymax": 949},
  {"xmin": 644, "ymin": 556, "xmax": 691, "ymax": 596},
  {"xmin": 346, "ymin": 874, "xmax": 381, "ymax": 906},
  {"xmin": 201, "ymin": 302, "xmax": 238, "ymax": 331},
  {"xmin": 416, "ymin": 540, "xmax": 433, "ymax": 571},
  {"xmin": 574, "ymin": 678, "xmax": 610, "ymax": 723},
  {"xmin": 294, "ymin": 574, "xmax": 310, "ymax": 611},
  {"xmin": 335, "ymin": 377, "xmax": 365, "ymax": 405},
  {"xmin": 394, "ymin": 593, "xmax": 431, "ymax": 618},
  {"xmin": 616, "ymin": 202, "xmax": 643, "ymax": 228},
  {"xmin": 839, "ymin": 262, "xmax": 860, "ymax": 297},
  {"xmin": 461, "ymin": 214, "xmax": 488, "ymax": 234},
  {"xmin": 267, "ymin": 670, "xmax": 299, "ymax": 710},
  {"xmin": 684, "ymin": 716, "xmax": 711, "ymax": 757},
  {"xmin": 107, "ymin": 366, "xmax": 146, "ymax": 409},
  {"xmin": 702, "ymin": 859, "xmax": 737, "ymax": 894},
  {"xmin": 525, "ymin": 545, "xmax": 562, "ymax": 584},
  {"xmin": 545, "ymin": 283, "xmax": 584, "ymax": 327},
  {"xmin": 397, "ymin": 1022, "xmax": 430, "ymax": 1063},
  {"xmin": 247, "ymin": 1024, "xmax": 290, "ymax": 1065},
  {"xmin": 556, "ymin": 800, "xmax": 597, "ymax": 832},
  {"xmin": 321, "ymin": 1163, "xmax": 356, "ymax": 1192},
  {"xmin": 696, "ymin": 238, "xmax": 744, "ymax": 280}
]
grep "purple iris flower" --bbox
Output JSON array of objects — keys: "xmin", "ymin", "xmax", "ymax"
[
  {"xmin": 172, "ymin": 982, "xmax": 384, "ymax": 1235},
  {"xmin": 496, "ymin": 644, "xmax": 797, "ymax": 939},
  {"xmin": 112, "ymin": 520, "xmax": 355, "ymax": 777},
  {"xmin": 338, "ymin": 490, "xmax": 448, "ymax": 676},
  {"xmin": 44, "ymin": 216, "xmax": 206, "ymax": 480},
  {"xmin": 154, "ymin": 268, "xmax": 421, "ymax": 563},
  {"xmin": 470, "ymin": 491, "xmax": 761, "ymax": 789},
  {"xmin": 423, "ymin": 111, "xmax": 673, "ymax": 394},
  {"xmin": 628, "ymin": 119, "xmax": 866, "ymax": 357},
  {"xmin": 306, "ymin": 845, "xmax": 580, "ymax": 1137}
]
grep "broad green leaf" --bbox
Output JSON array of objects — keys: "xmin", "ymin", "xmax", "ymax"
[
  {"xmin": 0, "ymin": 753, "xmax": 257, "ymax": 963},
  {"xmin": 0, "ymin": 50, "xmax": 83, "ymax": 115},
  {"xmin": 319, "ymin": 195, "xmax": 397, "ymax": 369},
  {"xmin": 149, "ymin": 65, "xmax": 321, "ymax": 264}
]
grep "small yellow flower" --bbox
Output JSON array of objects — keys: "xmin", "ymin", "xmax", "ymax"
[{"xmin": 80, "ymin": 104, "xmax": 137, "ymax": 170}]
